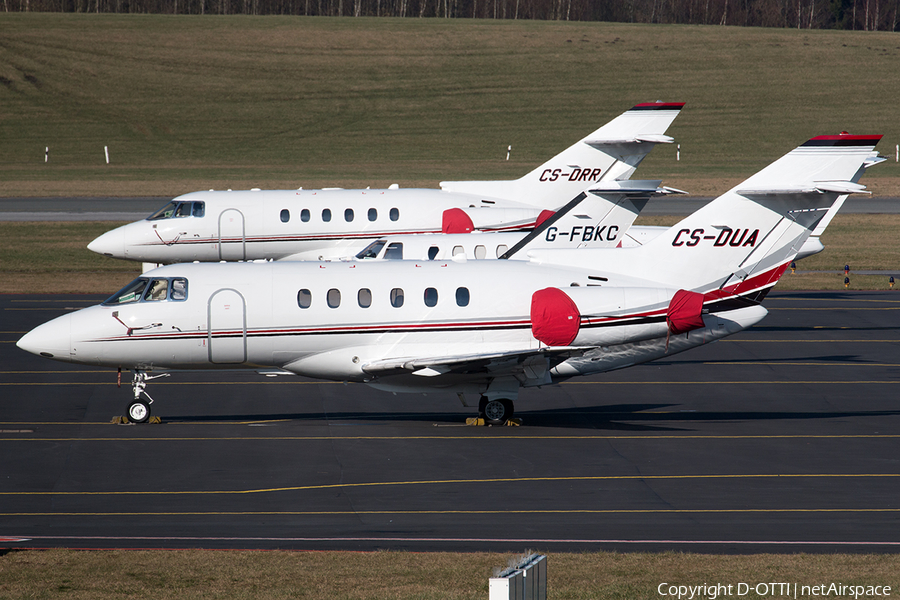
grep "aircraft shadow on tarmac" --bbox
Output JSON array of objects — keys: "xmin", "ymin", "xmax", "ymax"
[
  {"xmin": 747, "ymin": 325, "xmax": 900, "ymax": 333},
  {"xmin": 654, "ymin": 353, "xmax": 896, "ymax": 366},
  {"xmin": 161, "ymin": 403, "xmax": 900, "ymax": 432}
]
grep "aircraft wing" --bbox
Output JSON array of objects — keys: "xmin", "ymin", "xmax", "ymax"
[{"xmin": 361, "ymin": 346, "xmax": 589, "ymax": 381}]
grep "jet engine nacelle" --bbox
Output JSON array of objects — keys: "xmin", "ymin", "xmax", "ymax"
[
  {"xmin": 531, "ymin": 286, "xmax": 703, "ymax": 348},
  {"xmin": 442, "ymin": 207, "xmax": 544, "ymax": 233}
]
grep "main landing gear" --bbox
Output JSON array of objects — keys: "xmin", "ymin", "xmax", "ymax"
[
  {"xmin": 478, "ymin": 396, "xmax": 515, "ymax": 426},
  {"xmin": 124, "ymin": 369, "xmax": 169, "ymax": 424}
]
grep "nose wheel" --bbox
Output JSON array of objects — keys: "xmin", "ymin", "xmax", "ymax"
[
  {"xmin": 125, "ymin": 369, "xmax": 169, "ymax": 424},
  {"xmin": 128, "ymin": 399, "xmax": 151, "ymax": 424}
]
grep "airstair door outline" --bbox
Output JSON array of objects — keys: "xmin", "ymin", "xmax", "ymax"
[
  {"xmin": 208, "ymin": 288, "xmax": 247, "ymax": 364},
  {"xmin": 218, "ymin": 209, "xmax": 246, "ymax": 261}
]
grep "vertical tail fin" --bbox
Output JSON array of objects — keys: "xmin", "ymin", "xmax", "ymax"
[
  {"xmin": 500, "ymin": 181, "xmax": 685, "ymax": 258},
  {"xmin": 440, "ymin": 102, "xmax": 684, "ymax": 208},
  {"xmin": 530, "ymin": 134, "xmax": 883, "ymax": 300}
]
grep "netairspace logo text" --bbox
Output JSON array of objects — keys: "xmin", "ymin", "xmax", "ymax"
[{"xmin": 658, "ymin": 582, "xmax": 892, "ymax": 600}]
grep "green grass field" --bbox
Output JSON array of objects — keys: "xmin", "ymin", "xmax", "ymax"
[
  {"xmin": 1, "ymin": 549, "xmax": 898, "ymax": 599},
  {"xmin": 1, "ymin": 15, "xmax": 900, "ymax": 196}
]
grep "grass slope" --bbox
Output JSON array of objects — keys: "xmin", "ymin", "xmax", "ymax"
[
  {"xmin": 1, "ymin": 15, "xmax": 899, "ymax": 196},
  {"xmin": 1, "ymin": 549, "xmax": 899, "ymax": 599}
]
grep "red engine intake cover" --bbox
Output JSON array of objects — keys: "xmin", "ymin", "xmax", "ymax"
[
  {"xmin": 667, "ymin": 289, "xmax": 706, "ymax": 335},
  {"xmin": 531, "ymin": 287, "xmax": 580, "ymax": 346},
  {"xmin": 441, "ymin": 208, "xmax": 475, "ymax": 234}
]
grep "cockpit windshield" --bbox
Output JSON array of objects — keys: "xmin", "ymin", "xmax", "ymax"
[
  {"xmin": 147, "ymin": 201, "xmax": 205, "ymax": 221},
  {"xmin": 356, "ymin": 239, "xmax": 386, "ymax": 260},
  {"xmin": 102, "ymin": 277, "xmax": 189, "ymax": 305}
]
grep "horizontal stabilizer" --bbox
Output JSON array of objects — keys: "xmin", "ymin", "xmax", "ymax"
[
  {"xmin": 737, "ymin": 181, "xmax": 869, "ymax": 196},
  {"xmin": 586, "ymin": 134, "xmax": 675, "ymax": 148}
]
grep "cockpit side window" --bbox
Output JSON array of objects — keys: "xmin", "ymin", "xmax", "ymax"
[
  {"xmin": 384, "ymin": 242, "xmax": 403, "ymax": 260},
  {"xmin": 148, "ymin": 202, "xmax": 178, "ymax": 221},
  {"xmin": 148, "ymin": 201, "xmax": 204, "ymax": 221},
  {"xmin": 170, "ymin": 278, "xmax": 188, "ymax": 301},
  {"xmin": 356, "ymin": 240, "xmax": 386, "ymax": 260},
  {"xmin": 144, "ymin": 279, "xmax": 169, "ymax": 301},
  {"xmin": 102, "ymin": 277, "xmax": 188, "ymax": 305},
  {"xmin": 103, "ymin": 278, "xmax": 149, "ymax": 305}
]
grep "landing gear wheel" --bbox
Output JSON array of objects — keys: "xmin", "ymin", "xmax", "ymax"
[
  {"xmin": 482, "ymin": 398, "xmax": 514, "ymax": 426},
  {"xmin": 128, "ymin": 400, "xmax": 151, "ymax": 424}
]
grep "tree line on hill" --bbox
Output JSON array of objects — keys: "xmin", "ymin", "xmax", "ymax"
[{"xmin": 7, "ymin": 0, "xmax": 899, "ymax": 30}]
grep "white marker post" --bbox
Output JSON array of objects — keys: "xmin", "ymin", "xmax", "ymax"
[
  {"xmin": 506, "ymin": 145, "xmax": 511, "ymax": 161},
  {"xmin": 45, "ymin": 147, "xmax": 49, "ymax": 163},
  {"xmin": 677, "ymin": 144, "xmax": 681, "ymax": 161},
  {"xmin": 896, "ymin": 144, "xmax": 898, "ymax": 162},
  {"xmin": 104, "ymin": 146, "xmax": 110, "ymax": 164}
]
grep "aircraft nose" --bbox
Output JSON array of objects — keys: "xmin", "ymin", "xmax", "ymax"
[
  {"xmin": 87, "ymin": 227, "xmax": 126, "ymax": 259},
  {"xmin": 16, "ymin": 314, "xmax": 72, "ymax": 361}
]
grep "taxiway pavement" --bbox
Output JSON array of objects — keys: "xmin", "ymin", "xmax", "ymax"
[{"xmin": 1, "ymin": 292, "xmax": 899, "ymax": 552}]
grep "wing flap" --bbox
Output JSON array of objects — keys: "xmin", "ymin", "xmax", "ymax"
[{"xmin": 361, "ymin": 347, "xmax": 589, "ymax": 377}]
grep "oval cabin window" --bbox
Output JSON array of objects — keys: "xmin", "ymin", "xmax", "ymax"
[
  {"xmin": 298, "ymin": 289, "xmax": 312, "ymax": 309},
  {"xmin": 327, "ymin": 288, "xmax": 341, "ymax": 308},
  {"xmin": 280, "ymin": 209, "xmax": 290, "ymax": 223}
]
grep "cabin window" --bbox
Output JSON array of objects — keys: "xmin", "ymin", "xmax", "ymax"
[
  {"xmin": 427, "ymin": 246, "xmax": 439, "ymax": 260},
  {"xmin": 424, "ymin": 287, "xmax": 438, "ymax": 307},
  {"xmin": 390, "ymin": 207, "xmax": 400, "ymax": 221},
  {"xmin": 452, "ymin": 245, "xmax": 465, "ymax": 257},
  {"xmin": 280, "ymin": 209, "xmax": 290, "ymax": 223},
  {"xmin": 456, "ymin": 287, "xmax": 470, "ymax": 307},
  {"xmin": 301, "ymin": 209, "xmax": 310, "ymax": 222},
  {"xmin": 327, "ymin": 288, "xmax": 341, "ymax": 308},
  {"xmin": 297, "ymin": 289, "xmax": 312, "ymax": 309},
  {"xmin": 358, "ymin": 288, "xmax": 372, "ymax": 308},
  {"xmin": 345, "ymin": 208, "xmax": 354, "ymax": 222},
  {"xmin": 356, "ymin": 240, "xmax": 385, "ymax": 260},
  {"xmin": 496, "ymin": 245, "xmax": 508, "ymax": 258},
  {"xmin": 368, "ymin": 208, "xmax": 377, "ymax": 221},
  {"xmin": 390, "ymin": 288, "xmax": 404, "ymax": 308},
  {"xmin": 144, "ymin": 278, "xmax": 169, "ymax": 301},
  {"xmin": 474, "ymin": 245, "xmax": 486, "ymax": 260},
  {"xmin": 384, "ymin": 242, "xmax": 403, "ymax": 260},
  {"xmin": 322, "ymin": 208, "xmax": 332, "ymax": 222}
]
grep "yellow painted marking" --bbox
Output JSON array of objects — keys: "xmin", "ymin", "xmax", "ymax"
[
  {"xmin": 773, "ymin": 296, "xmax": 900, "ymax": 304},
  {"xmin": 1, "ymin": 432, "xmax": 899, "ymax": 440},
  {"xmin": 0, "ymin": 380, "xmax": 333, "ymax": 386},
  {"xmin": 701, "ymin": 362, "xmax": 900, "ymax": 367},
  {"xmin": 563, "ymin": 380, "xmax": 895, "ymax": 385},
  {"xmin": 0, "ymin": 473, "xmax": 897, "ymax": 496},
  {"xmin": 2, "ymin": 508, "xmax": 899, "ymax": 517}
]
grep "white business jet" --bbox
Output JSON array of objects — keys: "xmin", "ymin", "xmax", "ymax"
[
  {"xmin": 86, "ymin": 102, "xmax": 683, "ymax": 265},
  {"xmin": 351, "ymin": 179, "xmax": 685, "ymax": 261},
  {"xmin": 19, "ymin": 134, "xmax": 882, "ymax": 425}
]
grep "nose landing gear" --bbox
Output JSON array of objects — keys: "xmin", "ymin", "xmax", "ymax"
[{"xmin": 125, "ymin": 369, "xmax": 169, "ymax": 423}]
